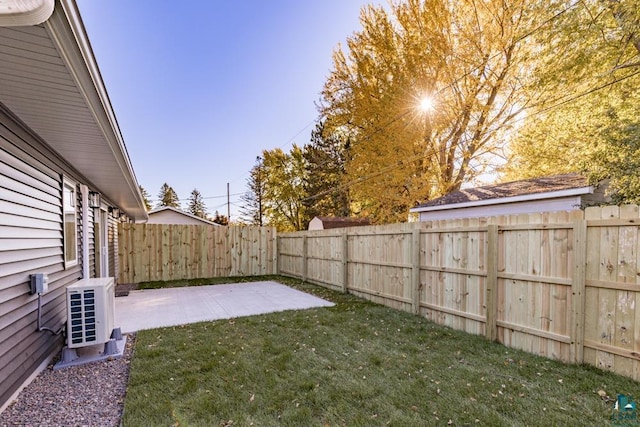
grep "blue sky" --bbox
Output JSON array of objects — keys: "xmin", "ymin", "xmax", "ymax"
[{"xmin": 76, "ymin": 1, "xmax": 376, "ymax": 220}]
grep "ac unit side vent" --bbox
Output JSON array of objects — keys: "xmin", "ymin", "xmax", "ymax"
[
  {"xmin": 66, "ymin": 278, "xmax": 115, "ymax": 349},
  {"xmin": 68, "ymin": 289, "xmax": 100, "ymax": 345}
]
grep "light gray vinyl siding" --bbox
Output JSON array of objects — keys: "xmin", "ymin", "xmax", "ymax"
[{"xmin": 0, "ymin": 105, "xmax": 82, "ymax": 407}]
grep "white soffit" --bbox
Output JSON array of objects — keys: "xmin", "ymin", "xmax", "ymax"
[{"xmin": 0, "ymin": 0, "xmax": 54, "ymax": 26}]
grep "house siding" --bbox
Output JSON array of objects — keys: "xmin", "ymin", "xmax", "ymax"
[{"xmin": 0, "ymin": 106, "xmax": 94, "ymax": 408}]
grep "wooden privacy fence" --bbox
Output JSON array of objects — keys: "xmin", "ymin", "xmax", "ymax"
[
  {"xmin": 118, "ymin": 224, "xmax": 277, "ymax": 283},
  {"xmin": 278, "ymin": 206, "xmax": 640, "ymax": 381}
]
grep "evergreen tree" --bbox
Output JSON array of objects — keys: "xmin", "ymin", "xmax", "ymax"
[
  {"xmin": 187, "ymin": 188, "xmax": 207, "ymax": 219},
  {"xmin": 139, "ymin": 185, "xmax": 152, "ymax": 211},
  {"xmin": 157, "ymin": 183, "xmax": 180, "ymax": 208},
  {"xmin": 303, "ymin": 121, "xmax": 351, "ymax": 219},
  {"xmin": 240, "ymin": 157, "xmax": 266, "ymax": 226}
]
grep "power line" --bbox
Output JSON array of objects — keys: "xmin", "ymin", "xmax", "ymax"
[
  {"xmin": 225, "ymin": 1, "xmax": 579, "ymax": 208},
  {"xmin": 300, "ymin": 68, "xmax": 640, "ymax": 204},
  {"xmin": 149, "ymin": 192, "xmax": 243, "ymax": 203},
  {"xmin": 524, "ymin": 69, "xmax": 640, "ymax": 117},
  {"xmin": 302, "ymin": 1, "xmax": 634, "ymax": 202},
  {"xmin": 227, "ymin": 118, "xmax": 318, "ymax": 187},
  {"xmin": 294, "ymin": 2, "xmax": 580, "ymax": 180},
  {"xmin": 239, "ymin": 2, "xmax": 627, "ymax": 210}
]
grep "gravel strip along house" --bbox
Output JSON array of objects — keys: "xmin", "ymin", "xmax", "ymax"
[{"xmin": 0, "ymin": 0, "xmax": 147, "ymax": 411}]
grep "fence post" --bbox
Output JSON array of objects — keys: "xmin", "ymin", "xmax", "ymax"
[
  {"xmin": 485, "ymin": 224, "xmax": 499, "ymax": 342},
  {"xmin": 411, "ymin": 228, "xmax": 421, "ymax": 314},
  {"xmin": 570, "ymin": 219, "xmax": 587, "ymax": 364},
  {"xmin": 302, "ymin": 234, "xmax": 308, "ymax": 282},
  {"xmin": 273, "ymin": 230, "xmax": 279, "ymax": 275},
  {"xmin": 341, "ymin": 230, "xmax": 348, "ymax": 293}
]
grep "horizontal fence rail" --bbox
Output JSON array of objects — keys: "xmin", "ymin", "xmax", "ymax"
[{"xmin": 278, "ymin": 207, "xmax": 640, "ymax": 382}]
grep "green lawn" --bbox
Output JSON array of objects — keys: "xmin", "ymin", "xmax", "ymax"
[{"xmin": 123, "ymin": 277, "xmax": 639, "ymax": 426}]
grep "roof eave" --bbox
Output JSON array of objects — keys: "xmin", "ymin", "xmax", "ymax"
[{"xmin": 44, "ymin": 0, "xmax": 147, "ymax": 221}]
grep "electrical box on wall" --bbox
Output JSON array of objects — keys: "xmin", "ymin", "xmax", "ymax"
[{"xmin": 30, "ymin": 273, "xmax": 49, "ymax": 294}]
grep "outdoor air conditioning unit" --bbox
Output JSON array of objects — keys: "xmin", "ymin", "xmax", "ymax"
[{"xmin": 66, "ymin": 277, "xmax": 115, "ymax": 349}]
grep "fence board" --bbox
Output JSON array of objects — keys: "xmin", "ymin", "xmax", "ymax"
[{"xmin": 118, "ymin": 224, "xmax": 276, "ymax": 283}]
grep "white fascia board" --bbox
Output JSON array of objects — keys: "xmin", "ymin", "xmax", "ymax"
[
  {"xmin": 410, "ymin": 186, "xmax": 594, "ymax": 213},
  {"xmin": 0, "ymin": 0, "xmax": 54, "ymax": 26}
]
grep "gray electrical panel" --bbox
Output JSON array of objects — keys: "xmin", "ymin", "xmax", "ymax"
[{"xmin": 30, "ymin": 273, "xmax": 49, "ymax": 294}]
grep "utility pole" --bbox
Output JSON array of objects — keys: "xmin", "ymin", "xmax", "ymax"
[
  {"xmin": 227, "ymin": 182, "xmax": 230, "ymax": 222},
  {"xmin": 257, "ymin": 156, "xmax": 263, "ymax": 226}
]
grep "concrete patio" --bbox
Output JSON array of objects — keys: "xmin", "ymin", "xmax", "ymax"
[{"xmin": 115, "ymin": 281, "xmax": 335, "ymax": 333}]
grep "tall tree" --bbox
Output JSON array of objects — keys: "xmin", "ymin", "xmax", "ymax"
[
  {"xmin": 502, "ymin": 0, "xmax": 640, "ymax": 202},
  {"xmin": 187, "ymin": 188, "xmax": 207, "ymax": 219},
  {"xmin": 261, "ymin": 146, "xmax": 308, "ymax": 231},
  {"xmin": 139, "ymin": 185, "xmax": 152, "ymax": 211},
  {"xmin": 303, "ymin": 121, "xmax": 351, "ymax": 219},
  {"xmin": 240, "ymin": 157, "xmax": 266, "ymax": 226},
  {"xmin": 157, "ymin": 183, "xmax": 180, "ymax": 209},
  {"xmin": 320, "ymin": 0, "xmax": 540, "ymax": 223}
]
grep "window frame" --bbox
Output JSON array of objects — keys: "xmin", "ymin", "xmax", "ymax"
[{"xmin": 62, "ymin": 177, "xmax": 78, "ymax": 268}]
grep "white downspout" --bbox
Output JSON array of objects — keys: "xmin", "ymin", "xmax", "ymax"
[{"xmin": 80, "ymin": 184, "xmax": 90, "ymax": 279}]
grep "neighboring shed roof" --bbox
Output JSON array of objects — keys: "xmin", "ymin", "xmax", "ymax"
[
  {"xmin": 412, "ymin": 174, "xmax": 590, "ymax": 211},
  {"xmin": 147, "ymin": 207, "xmax": 219, "ymax": 226},
  {"xmin": 309, "ymin": 216, "xmax": 371, "ymax": 230}
]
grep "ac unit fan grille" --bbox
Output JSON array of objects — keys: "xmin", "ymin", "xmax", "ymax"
[{"xmin": 69, "ymin": 289, "xmax": 98, "ymax": 345}]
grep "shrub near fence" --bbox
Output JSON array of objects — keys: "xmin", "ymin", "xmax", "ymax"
[
  {"xmin": 278, "ymin": 206, "xmax": 640, "ymax": 382},
  {"xmin": 118, "ymin": 224, "xmax": 277, "ymax": 283}
]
